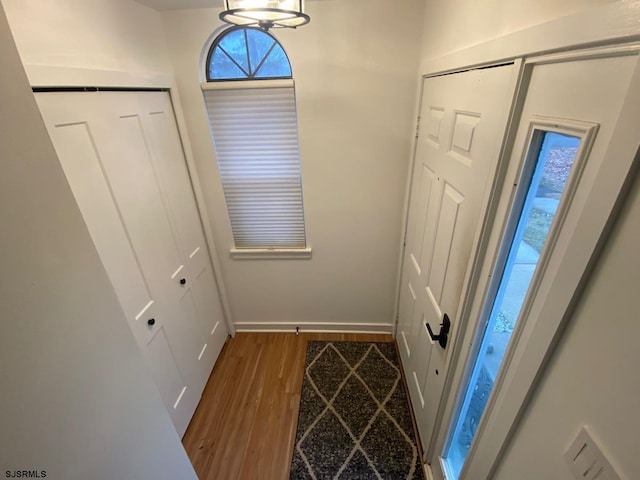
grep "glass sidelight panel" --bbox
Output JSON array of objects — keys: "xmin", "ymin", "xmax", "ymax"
[{"xmin": 444, "ymin": 131, "xmax": 581, "ymax": 479}]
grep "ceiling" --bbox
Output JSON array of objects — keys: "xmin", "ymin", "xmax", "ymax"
[
  {"xmin": 134, "ymin": 0, "xmax": 326, "ymax": 11},
  {"xmin": 134, "ymin": 0, "xmax": 221, "ymax": 10}
]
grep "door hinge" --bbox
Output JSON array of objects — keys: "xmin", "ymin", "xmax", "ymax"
[
  {"xmin": 415, "ymin": 116, "xmax": 421, "ymax": 139},
  {"xmin": 403, "ymin": 230, "xmax": 407, "ymax": 247}
]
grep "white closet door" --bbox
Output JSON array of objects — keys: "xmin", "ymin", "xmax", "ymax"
[
  {"xmin": 36, "ymin": 91, "xmax": 228, "ymax": 437},
  {"xmin": 137, "ymin": 92, "xmax": 227, "ymax": 383}
]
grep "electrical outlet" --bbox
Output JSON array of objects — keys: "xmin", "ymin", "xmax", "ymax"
[{"xmin": 564, "ymin": 427, "xmax": 621, "ymax": 480}]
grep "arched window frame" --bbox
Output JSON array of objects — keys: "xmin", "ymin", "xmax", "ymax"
[{"xmin": 205, "ymin": 26, "xmax": 293, "ymax": 82}]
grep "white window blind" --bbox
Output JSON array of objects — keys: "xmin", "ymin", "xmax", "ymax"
[{"xmin": 202, "ymin": 80, "xmax": 306, "ymax": 249}]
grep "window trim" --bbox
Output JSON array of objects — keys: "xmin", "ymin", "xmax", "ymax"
[
  {"xmin": 200, "ymin": 78, "xmax": 294, "ymax": 91},
  {"xmin": 230, "ymin": 247, "xmax": 312, "ymax": 260}
]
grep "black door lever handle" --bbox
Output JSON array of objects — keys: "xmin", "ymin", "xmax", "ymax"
[{"xmin": 426, "ymin": 313, "xmax": 451, "ymax": 349}]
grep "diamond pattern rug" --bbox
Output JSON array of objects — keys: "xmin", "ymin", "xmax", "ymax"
[{"xmin": 290, "ymin": 342, "xmax": 424, "ymax": 480}]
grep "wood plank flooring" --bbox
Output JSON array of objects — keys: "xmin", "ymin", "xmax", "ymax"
[{"xmin": 182, "ymin": 332, "xmax": 395, "ymax": 480}]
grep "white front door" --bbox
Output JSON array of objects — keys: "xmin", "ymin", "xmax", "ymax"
[
  {"xmin": 36, "ymin": 91, "xmax": 228, "ymax": 436},
  {"xmin": 397, "ymin": 65, "xmax": 515, "ymax": 452},
  {"xmin": 432, "ymin": 49, "xmax": 640, "ymax": 480}
]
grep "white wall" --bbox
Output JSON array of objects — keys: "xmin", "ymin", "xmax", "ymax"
[
  {"xmin": 420, "ymin": 0, "xmax": 616, "ymax": 60},
  {"xmin": 493, "ymin": 168, "xmax": 640, "ymax": 479},
  {"xmin": 0, "ymin": 6, "xmax": 197, "ymax": 479},
  {"xmin": 1, "ymin": 0, "xmax": 173, "ymax": 85},
  {"xmin": 161, "ymin": 0, "xmax": 425, "ymax": 331}
]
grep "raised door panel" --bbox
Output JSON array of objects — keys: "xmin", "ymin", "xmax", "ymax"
[
  {"xmin": 398, "ymin": 280, "xmax": 417, "ymax": 360},
  {"xmin": 406, "ymin": 163, "xmax": 438, "ymax": 274},
  {"xmin": 144, "ymin": 324, "xmax": 192, "ymax": 433},
  {"xmin": 425, "ymin": 182, "xmax": 465, "ymax": 326}
]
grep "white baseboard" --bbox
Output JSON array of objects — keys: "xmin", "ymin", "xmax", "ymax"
[{"xmin": 234, "ymin": 322, "xmax": 394, "ymax": 335}]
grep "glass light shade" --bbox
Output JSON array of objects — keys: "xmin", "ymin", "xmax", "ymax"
[{"xmin": 220, "ymin": 0, "xmax": 310, "ymax": 29}]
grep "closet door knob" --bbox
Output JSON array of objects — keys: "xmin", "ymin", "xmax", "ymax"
[
  {"xmin": 147, "ymin": 318, "xmax": 156, "ymax": 326},
  {"xmin": 179, "ymin": 278, "xmax": 187, "ymax": 286}
]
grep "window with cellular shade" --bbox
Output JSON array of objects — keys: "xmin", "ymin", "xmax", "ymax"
[{"xmin": 203, "ymin": 27, "xmax": 306, "ymax": 250}]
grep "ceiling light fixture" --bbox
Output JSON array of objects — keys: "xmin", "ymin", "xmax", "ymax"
[{"xmin": 220, "ymin": 0, "xmax": 310, "ymax": 31}]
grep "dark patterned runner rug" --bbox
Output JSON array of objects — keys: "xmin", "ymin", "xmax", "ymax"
[{"xmin": 290, "ymin": 341, "xmax": 425, "ymax": 480}]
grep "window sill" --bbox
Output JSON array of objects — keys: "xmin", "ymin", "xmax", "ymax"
[{"xmin": 230, "ymin": 247, "xmax": 312, "ymax": 260}]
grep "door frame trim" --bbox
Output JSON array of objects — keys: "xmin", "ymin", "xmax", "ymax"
[{"xmin": 422, "ymin": 46, "xmax": 640, "ymax": 480}]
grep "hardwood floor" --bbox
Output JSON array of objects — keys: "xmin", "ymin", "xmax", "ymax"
[{"xmin": 182, "ymin": 332, "xmax": 394, "ymax": 480}]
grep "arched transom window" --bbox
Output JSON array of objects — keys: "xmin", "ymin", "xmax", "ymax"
[{"xmin": 207, "ymin": 27, "xmax": 292, "ymax": 81}]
